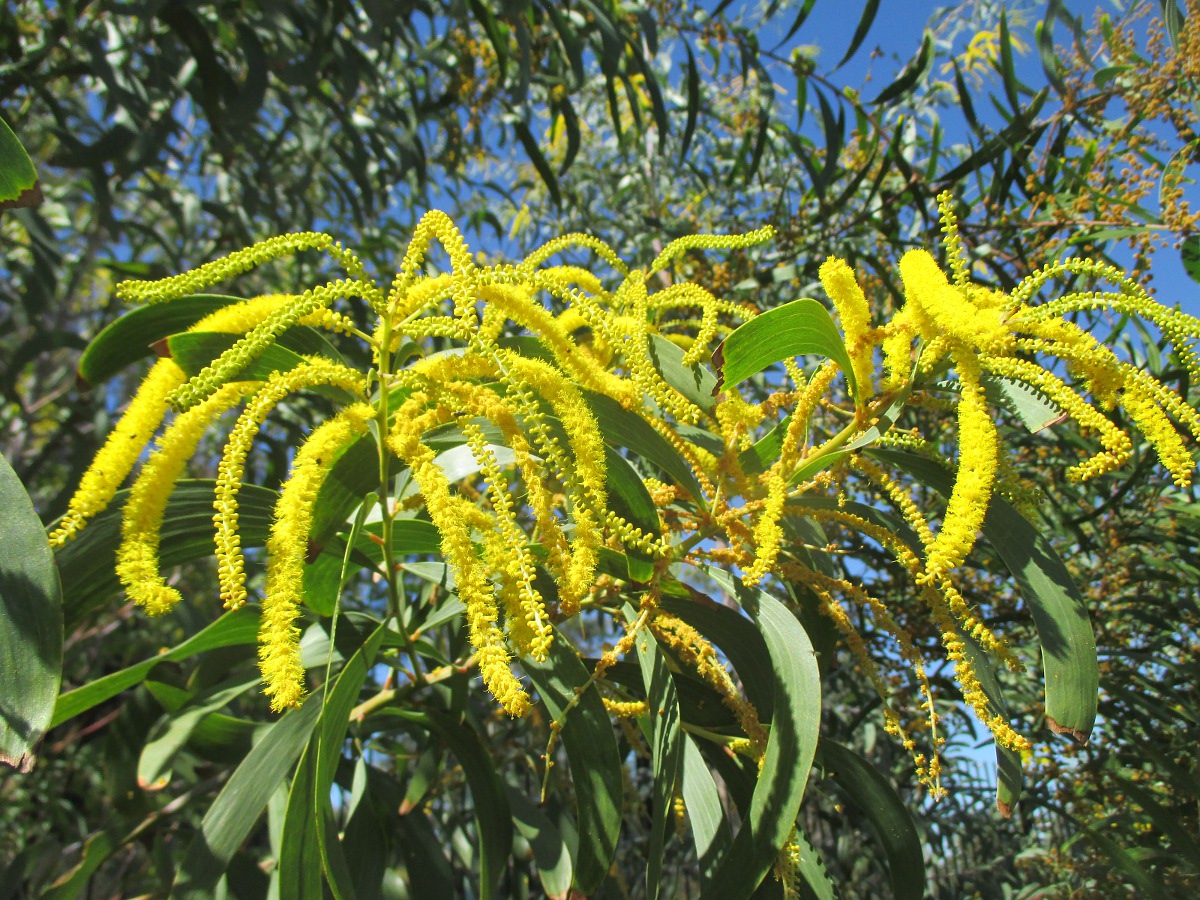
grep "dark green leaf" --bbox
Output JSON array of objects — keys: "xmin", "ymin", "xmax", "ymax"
[
  {"xmin": 137, "ymin": 680, "xmax": 258, "ymax": 791},
  {"xmin": 870, "ymin": 31, "xmax": 934, "ymax": 106},
  {"xmin": 75, "ymin": 295, "xmax": 239, "ymax": 387},
  {"xmin": 0, "ymin": 455, "xmax": 62, "ymax": 772},
  {"xmin": 817, "ymin": 739, "xmax": 924, "ymax": 898},
  {"xmin": 680, "ymin": 736, "xmax": 732, "ymax": 891},
  {"xmin": 604, "ymin": 447, "xmax": 659, "ymax": 582},
  {"xmin": 1181, "ymin": 234, "xmax": 1200, "ymax": 284},
  {"xmin": 506, "ymin": 785, "xmax": 573, "ymax": 898},
  {"xmin": 523, "ymin": 631, "xmax": 622, "ymax": 895},
  {"xmin": 168, "ymin": 326, "xmax": 345, "ymax": 382},
  {"xmin": 586, "ymin": 391, "xmax": 705, "ymax": 502},
  {"xmin": 390, "ymin": 709, "xmax": 513, "ymax": 900},
  {"xmin": 679, "ymin": 42, "xmax": 701, "ymax": 163},
  {"xmin": 513, "ymin": 120, "xmax": 562, "ymax": 208},
  {"xmin": 834, "ymin": 0, "xmax": 880, "ymax": 69},
  {"xmin": 53, "ymin": 479, "xmax": 277, "ymax": 628},
  {"xmin": 173, "ymin": 696, "xmax": 322, "ymax": 898},
  {"xmin": 279, "ymin": 624, "xmax": 386, "ymax": 900}
]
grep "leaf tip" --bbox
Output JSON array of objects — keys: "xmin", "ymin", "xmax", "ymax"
[{"xmin": 1045, "ymin": 714, "xmax": 1090, "ymax": 744}]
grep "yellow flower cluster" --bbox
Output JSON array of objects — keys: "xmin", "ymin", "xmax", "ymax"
[{"xmin": 52, "ymin": 198, "xmax": 1198, "ymax": 829}]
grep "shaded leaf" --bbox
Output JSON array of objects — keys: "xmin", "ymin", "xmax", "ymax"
[
  {"xmin": 523, "ymin": 630, "xmax": 622, "ymax": 895},
  {"xmin": 817, "ymin": 739, "xmax": 924, "ymax": 898},
  {"xmin": 390, "ymin": 709, "xmax": 513, "ymax": 900},
  {"xmin": 173, "ymin": 696, "xmax": 323, "ymax": 898},
  {"xmin": 0, "ymin": 455, "xmax": 62, "ymax": 772}
]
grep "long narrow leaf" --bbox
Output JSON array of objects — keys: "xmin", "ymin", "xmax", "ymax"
[
  {"xmin": 173, "ymin": 697, "xmax": 322, "ymax": 898},
  {"xmin": 523, "ymin": 631, "xmax": 622, "ymax": 895}
]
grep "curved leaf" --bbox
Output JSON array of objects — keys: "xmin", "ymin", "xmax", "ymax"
[
  {"xmin": 712, "ymin": 299, "xmax": 858, "ymax": 401},
  {"xmin": 137, "ymin": 679, "xmax": 258, "ymax": 791},
  {"xmin": 0, "ymin": 114, "xmax": 41, "ymax": 210},
  {"xmin": 604, "ymin": 447, "xmax": 660, "ymax": 582},
  {"xmin": 680, "ymin": 735, "xmax": 732, "ymax": 892},
  {"xmin": 52, "ymin": 606, "xmax": 260, "ymax": 728},
  {"xmin": 173, "ymin": 696, "xmax": 322, "ymax": 898},
  {"xmin": 53, "ymin": 479, "xmax": 277, "ymax": 627},
  {"xmin": 586, "ymin": 391, "xmax": 705, "ymax": 503},
  {"xmin": 817, "ymin": 739, "xmax": 924, "ymax": 898},
  {"xmin": 75, "ymin": 295, "xmax": 239, "ymax": 387},
  {"xmin": 391, "ymin": 709, "xmax": 513, "ymax": 900},
  {"xmin": 0, "ymin": 455, "xmax": 62, "ymax": 772},
  {"xmin": 870, "ymin": 31, "xmax": 934, "ymax": 106},
  {"xmin": 691, "ymin": 567, "xmax": 822, "ymax": 898},
  {"xmin": 279, "ymin": 623, "xmax": 386, "ymax": 900},
  {"xmin": 648, "ymin": 334, "xmax": 718, "ymax": 414},
  {"xmin": 506, "ymin": 784, "xmax": 573, "ymax": 899}
]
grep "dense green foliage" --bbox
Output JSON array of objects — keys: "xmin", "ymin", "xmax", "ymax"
[{"xmin": 2, "ymin": 1, "xmax": 1199, "ymax": 897}]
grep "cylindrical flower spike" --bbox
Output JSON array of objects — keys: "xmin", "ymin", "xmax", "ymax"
[{"xmin": 260, "ymin": 403, "xmax": 375, "ymax": 711}]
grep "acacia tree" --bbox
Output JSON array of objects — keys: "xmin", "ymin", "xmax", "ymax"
[{"xmin": 3, "ymin": 0, "xmax": 1200, "ymax": 896}]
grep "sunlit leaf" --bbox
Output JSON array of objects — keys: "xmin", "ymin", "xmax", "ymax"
[
  {"xmin": 0, "ymin": 114, "xmax": 41, "ymax": 210},
  {"xmin": 75, "ymin": 295, "xmax": 239, "ymax": 387},
  {"xmin": 712, "ymin": 298, "xmax": 858, "ymax": 401}
]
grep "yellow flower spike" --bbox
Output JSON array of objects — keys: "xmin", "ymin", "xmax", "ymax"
[
  {"xmin": 392, "ymin": 210, "xmax": 478, "ymax": 336},
  {"xmin": 49, "ymin": 359, "xmax": 186, "ymax": 548},
  {"xmin": 540, "ymin": 265, "xmax": 606, "ymax": 295},
  {"xmin": 650, "ymin": 612, "xmax": 768, "ymax": 759},
  {"xmin": 935, "ymin": 190, "xmax": 970, "ymax": 287},
  {"xmin": 879, "ymin": 308, "xmax": 918, "ymax": 392},
  {"xmin": 520, "ymin": 233, "xmax": 629, "ymax": 276},
  {"xmin": 898, "ymin": 250, "xmax": 1010, "ymax": 351},
  {"xmin": 169, "ymin": 279, "xmax": 377, "ymax": 412},
  {"xmin": 215, "ymin": 361, "xmax": 367, "ymax": 610},
  {"xmin": 260, "ymin": 402, "xmax": 374, "ymax": 711},
  {"xmin": 387, "ymin": 408, "xmax": 531, "ymax": 716},
  {"xmin": 647, "ymin": 225, "xmax": 775, "ymax": 275},
  {"xmin": 819, "ymin": 257, "xmax": 876, "ymax": 400},
  {"xmin": 745, "ymin": 362, "xmax": 838, "ymax": 585},
  {"xmin": 116, "ymin": 232, "xmax": 337, "ymax": 305},
  {"xmin": 474, "ymin": 282, "xmax": 626, "ymax": 398},
  {"xmin": 461, "ymin": 420, "xmax": 553, "ymax": 660},
  {"xmin": 922, "ymin": 353, "xmax": 999, "ymax": 582},
  {"xmin": 116, "ymin": 382, "xmax": 253, "ymax": 615},
  {"xmin": 981, "ymin": 355, "xmax": 1133, "ymax": 481},
  {"xmin": 1122, "ymin": 387, "xmax": 1195, "ymax": 487}
]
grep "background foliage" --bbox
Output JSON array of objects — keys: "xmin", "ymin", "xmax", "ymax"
[{"xmin": 2, "ymin": 0, "xmax": 1198, "ymax": 896}]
